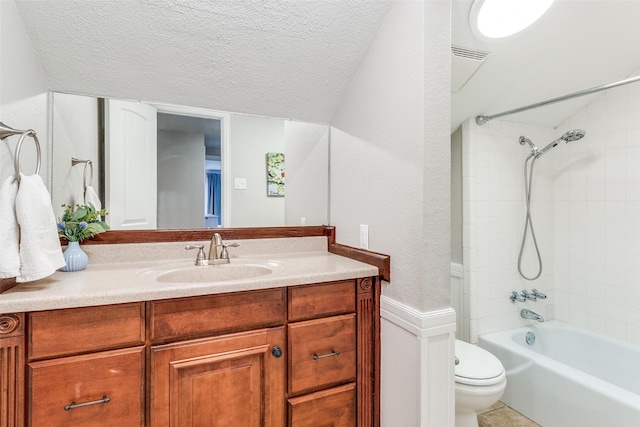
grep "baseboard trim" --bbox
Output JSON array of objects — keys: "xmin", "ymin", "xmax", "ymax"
[{"xmin": 381, "ymin": 295, "xmax": 456, "ymax": 338}]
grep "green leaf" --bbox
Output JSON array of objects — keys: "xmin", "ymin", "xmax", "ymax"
[
  {"xmin": 86, "ymin": 223, "xmax": 105, "ymax": 234},
  {"xmin": 97, "ymin": 221, "xmax": 110, "ymax": 231},
  {"xmin": 71, "ymin": 207, "xmax": 88, "ymax": 221}
]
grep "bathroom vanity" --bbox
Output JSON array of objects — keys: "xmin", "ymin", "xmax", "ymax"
[{"xmin": 0, "ymin": 226, "xmax": 388, "ymax": 427}]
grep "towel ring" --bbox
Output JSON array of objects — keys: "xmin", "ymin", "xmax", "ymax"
[
  {"xmin": 13, "ymin": 132, "xmax": 41, "ymax": 182},
  {"xmin": 71, "ymin": 157, "xmax": 94, "ymax": 189},
  {"xmin": 0, "ymin": 122, "xmax": 41, "ymax": 182}
]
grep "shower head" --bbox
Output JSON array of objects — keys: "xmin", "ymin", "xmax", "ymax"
[
  {"xmin": 536, "ymin": 129, "xmax": 586, "ymax": 158},
  {"xmin": 561, "ymin": 129, "xmax": 586, "ymax": 142}
]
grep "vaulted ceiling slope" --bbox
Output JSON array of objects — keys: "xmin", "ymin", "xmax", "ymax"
[
  {"xmin": 452, "ymin": 0, "xmax": 640, "ymax": 132},
  {"xmin": 15, "ymin": 0, "xmax": 393, "ymax": 123},
  {"xmin": 17, "ymin": 1, "xmax": 640, "ymax": 132}
]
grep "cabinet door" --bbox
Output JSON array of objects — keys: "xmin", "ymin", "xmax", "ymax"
[
  {"xmin": 28, "ymin": 346, "xmax": 145, "ymax": 427},
  {"xmin": 288, "ymin": 383, "xmax": 356, "ymax": 427},
  {"xmin": 150, "ymin": 327, "xmax": 285, "ymax": 427}
]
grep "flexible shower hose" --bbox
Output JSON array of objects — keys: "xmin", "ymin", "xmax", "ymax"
[{"xmin": 518, "ymin": 154, "xmax": 543, "ymax": 280}]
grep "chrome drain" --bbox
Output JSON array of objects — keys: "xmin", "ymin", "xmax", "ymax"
[{"xmin": 525, "ymin": 331, "xmax": 536, "ymax": 345}]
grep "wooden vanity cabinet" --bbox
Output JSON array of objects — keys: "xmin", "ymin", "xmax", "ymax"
[{"xmin": 18, "ymin": 276, "xmax": 379, "ymax": 427}]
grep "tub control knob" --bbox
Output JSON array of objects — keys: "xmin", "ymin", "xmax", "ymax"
[
  {"xmin": 510, "ymin": 291, "xmax": 526, "ymax": 303},
  {"xmin": 531, "ymin": 289, "xmax": 547, "ymax": 299},
  {"xmin": 454, "ymin": 356, "xmax": 459, "ymax": 366}
]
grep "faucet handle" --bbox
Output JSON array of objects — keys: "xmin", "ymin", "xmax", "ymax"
[
  {"xmin": 220, "ymin": 242, "xmax": 240, "ymax": 260},
  {"xmin": 521, "ymin": 290, "xmax": 537, "ymax": 301},
  {"xmin": 185, "ymin": 245, "xmax": 207, "ymax": 266},
  {"xmin": 531, "ymin": 289, "xmax": 547, "ymax": 299},
  {"xmin": 510, "ymin": 291, "xmax": 526, "ymax": 303}
]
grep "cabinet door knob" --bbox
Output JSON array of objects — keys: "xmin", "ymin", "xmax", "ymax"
[{"xmin": 271, "ymin": 346, "xmax": 283, "ymax": 358}]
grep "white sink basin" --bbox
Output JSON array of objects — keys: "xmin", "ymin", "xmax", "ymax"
[
  {"xmin": 138, "ymin": 259, "xmax": 283, "ymax": 284},
  {"xmin": 157, "ymin": 264, "xmax": 273, "ymax": 283}
]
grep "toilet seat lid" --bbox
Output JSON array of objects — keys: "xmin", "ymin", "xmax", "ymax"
[{"xmin": 455, "ymin": 339, "xmax": 504, "ymax": 385}]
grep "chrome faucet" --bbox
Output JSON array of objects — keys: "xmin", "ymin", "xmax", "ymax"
[
  {"xmin": 209, "ymin": 232, "xmax": 240, "ymax": 263},
  {"xmin": 521, "ymin": 308, "xmax": 544, "ymax": 322},
  {"xmin": 209, "ymin": 233, "xmax": 224, "ymax": 261},
  {"xmin": 185, "ymin": 233, "xmax": 239, "ymax": 265}
]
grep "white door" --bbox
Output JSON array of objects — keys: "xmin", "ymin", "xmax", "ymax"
[{"xmin": 105, "ymin": 99, "xmax": 157, "ymax": 229}]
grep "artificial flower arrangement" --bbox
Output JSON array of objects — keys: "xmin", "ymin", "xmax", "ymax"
[{"xmin": 57, "ymin": 204, "xmax": 109, "ymax": 242}]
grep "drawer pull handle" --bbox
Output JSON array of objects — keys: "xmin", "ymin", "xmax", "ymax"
[
  {"xmin": 313, "ymin": 350, "xmax": 341, "ymax": 360},
  {"xmin": 64, "ymin": 395, "xmax": 110, "ymax": 411}
]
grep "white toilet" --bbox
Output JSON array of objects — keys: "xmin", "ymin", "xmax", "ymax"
[{"xmin": 454, "ymin": 339, "xmax": 507, "ymax": 427}]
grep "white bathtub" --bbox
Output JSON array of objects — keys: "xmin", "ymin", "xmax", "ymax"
[{"xmin": 480, "ymin": 321, "xmax": 640, "ymax": 427}]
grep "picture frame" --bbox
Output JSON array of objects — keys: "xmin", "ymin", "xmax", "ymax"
[{"xmin": 266, "ymin": 152, "xmax": 285, "ymax": 197}]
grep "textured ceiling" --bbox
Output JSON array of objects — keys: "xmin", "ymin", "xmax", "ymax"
[
  {"xmin": 452, "ymin": 0, "xmax": 640, "ymax": 131},
  {"xmin": 16, "ymin": 1, "xmax": 639, "ymax": 132},
  {"xmin": 15, "ymin": 0, "xmax": 393, "ymax": 123}
]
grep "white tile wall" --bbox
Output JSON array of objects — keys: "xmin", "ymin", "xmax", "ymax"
[
  {"xmin": 553, "ymin": 68, "xmax": 640, "ymax": 345},
  {"xmin": 462, "ymin": 119, "xmax": 556, "ymax": 342},
  {"xmin": 462, "ymin": 68, "xmax": 640, "ymax": 345}
]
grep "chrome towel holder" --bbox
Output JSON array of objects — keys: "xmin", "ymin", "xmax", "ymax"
[
  {"xmin": 0, "ymin": 121, "xmax": 41, "ymax": 182},
  {"xmin": 71, "ymin": 156, "xmax": 94, "ymax": 193}
]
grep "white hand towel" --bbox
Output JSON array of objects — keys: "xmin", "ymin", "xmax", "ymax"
[
  {"xmin": 0, "ymin": 176, "xmax": 20, "ymax": 278},
  {"xmin": 15, "ymin": 174, "xmax": 66, "ymax": 283},
  {"xmin": 84, "ymin": 185, "xmax": 102, "ymax": 211}
]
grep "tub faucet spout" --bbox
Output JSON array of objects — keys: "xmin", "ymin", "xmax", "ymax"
[{"xmin": 521, "ymin": 308, "xmax": 544, "ymax": 322}]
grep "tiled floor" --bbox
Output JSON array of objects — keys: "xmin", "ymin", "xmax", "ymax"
[{"xmin": 478, "ymin": 401, "xmax": 541, "ymax": 427}]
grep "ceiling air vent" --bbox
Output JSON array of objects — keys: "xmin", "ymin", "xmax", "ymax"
[{"xmin": 452, "ymin": 46, "xmax": 489, "ymax": 93}]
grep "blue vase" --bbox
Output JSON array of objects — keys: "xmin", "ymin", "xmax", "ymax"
[{"xmin": 61, "ymin": 241, "xmax": 89, "ymax": 272}]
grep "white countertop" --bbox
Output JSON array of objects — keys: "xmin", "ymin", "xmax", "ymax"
[{"xmin": 0, "ymin": 250, "xmax": 378, "ymax": 313}]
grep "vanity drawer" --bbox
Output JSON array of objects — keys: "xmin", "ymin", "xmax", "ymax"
[
  {"xmin": 288, "ymin": 382, "xmax": 356, "ymax": 427},
  {"xmin": 28, "ymin": 346, "xmax": 145, "ymax": 427},
  {"xmin": 288, "ymin": 280, "xmax": 356, "ymax": 322},
  {"xmin": 28, "ymin": 303, "xmax": 145, "ymax": 360},
  {"xmin": 288, "ymin": 314, "xmax": 356, "ymax": 395},
  {"xmin": 149, "ymin": 288, "xmax": 285, "ymax": 343}
]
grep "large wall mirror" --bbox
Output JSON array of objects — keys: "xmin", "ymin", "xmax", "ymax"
[{"xmin": 51, "ymin": 92, "xmax": 329, "ymax": 230}]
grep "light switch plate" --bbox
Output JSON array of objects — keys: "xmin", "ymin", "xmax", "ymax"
[
  {"xmin": 234, "ymin": 178, "xmax": 247, "ymax": 190},
  {"xmin": 360, "ymin": 224, "xmax": 369, "ymax": 250}
]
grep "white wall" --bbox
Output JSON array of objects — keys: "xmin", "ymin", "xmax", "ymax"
[
  {"xmin": 0, "ymin": 0, "xmax": 49, "ymax": 185},
  {"xmin": 157, "ymin": 130, "xmax": 205, "ymax": 229},
  {"xmin": 50, "ymin": 92, "xmax": 100, "ymax": 216},
  {"xmin": 331, "ymin": 0, "xmax": 451, "ymax": 313},
  {"xmin": 461, "ymin": 68, "xmax": 640, "ymax": 346},
  {"xmin": 284, "ymin": 120, "xmax": 329, "ymax": 226},
  {"xmin": 330, "ymin": 1, "xmax": 454, "ymax": 425},
  {"xmin": 228, "ymin": 114, "xmax": 285, "ymax": 227}
]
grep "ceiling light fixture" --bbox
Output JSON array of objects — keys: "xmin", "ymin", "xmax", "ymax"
[{"xmin": 469, "ymin": 0, "xmax": 555, "ymax": 40}]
